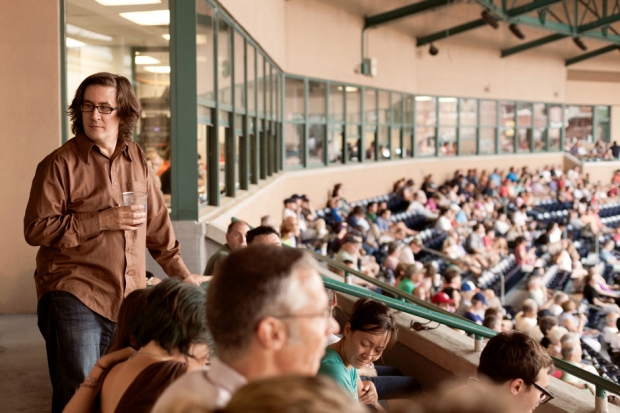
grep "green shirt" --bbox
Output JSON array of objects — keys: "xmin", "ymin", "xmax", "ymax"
[
  {"xmin": 397, "ymin": 278, "xmax": 415, "ymax": 295},
  {"xmin": 318, "ymin": 348, "xmax": 358, "ymax": 400},
  {"xmin": 203, "ymin": 245, "xmax": 230, "ymax": 275}
]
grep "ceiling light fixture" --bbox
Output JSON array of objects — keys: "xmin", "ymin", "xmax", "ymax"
[
  {"xmin": 481, "ymin": 10, "xmax": 499, "ymax": 29},
  {"xmin": 415, "ymin": 96, "xmax": 433, "ymax": 102},
  {"xmin": 66, "ymin": 37, "xmax": 86, "ymax": 48},
  {"xmin": 144, "ymin": 65, "xmax": 171, "ymax": 73},
  {"xmin": 96, "ymin": 0, "xmax": 161, "ymax": 5},
  {"xmin": 66, "ymin": 24, "xmax": 112, "ymax": 42},
  {"xmin": 429, "ymin": 43, "xmax": 439, "ymax": 56},
  {"xmin": 572, "ymin": 37, "xmax": 587, "ymax": 51},
  {"xmin": 508, "ymin": 24, "xmax": 525, "ymax": 40},
  {"xmin": 120, "ymin": 10, "xmax": 169, "ymax": 26},
  {"xmin": 135, "ymin": 55, "xmax": 161, "ymax": 65},
  {"xmin": 162, "ymin": 34, "xmax": 170, "ymax": 41}
]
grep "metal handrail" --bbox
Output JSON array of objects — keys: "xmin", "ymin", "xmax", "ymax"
[
  {"xmin": 230, "ymin": 217, "xmax": 620, "ymax": 401},
  {"xmin": 323, "ymin": 276, "xmax": 620, "ymax": 399}
]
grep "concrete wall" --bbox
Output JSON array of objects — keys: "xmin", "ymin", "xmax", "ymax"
[{"xmin": 0, "ymin": 1, "xmax": 61, "ymax": 314}]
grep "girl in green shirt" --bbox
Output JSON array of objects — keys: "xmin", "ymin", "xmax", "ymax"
[{"xmin": 318, "ymin": 299, "xmax": 398, "ymax": 411}]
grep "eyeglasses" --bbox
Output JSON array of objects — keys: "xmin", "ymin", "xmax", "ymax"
[
  {"xmin": 531, "ymin": 382, "xmax": 554, "ymax": 404},
  {"xmin": 274, "ymin": 308, "xmax": 333, "ymax": 321},
  {"xmin": 81, "ymin": 103, "xmax": 117, "ymax": 114}
]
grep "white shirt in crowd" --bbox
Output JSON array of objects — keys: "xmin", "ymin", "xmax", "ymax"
[
  {"xmin": 152, "ymin": 358, "xmax": 247, "ymax": 412},
  {"xmin": 514, "ymin": 312, "xmax": 537, "ymax": 335},
  {"xmin": 400, "ymin": 247, "xmax": 415, "ymax": 265},
  {"xmin": 512, "ymin": 210, "xmax": 528, "ymax": 227},
  {"xmin": 436, "ymin": 216, "xmax": 452, "ymax": 232}
]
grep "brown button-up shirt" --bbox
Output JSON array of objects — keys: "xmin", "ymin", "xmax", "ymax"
[{"xmin": 24, "ymin": 132, "xmax": 190, "ymax": 322}]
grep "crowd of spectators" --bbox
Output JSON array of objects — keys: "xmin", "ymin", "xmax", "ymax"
[
  {"xmin": 568, "ymin": 139, "xmax": 620, "ymax": 161},
  {"xmin": 266, "ymin": 162, "xmax": 620, "ymax": 401}
]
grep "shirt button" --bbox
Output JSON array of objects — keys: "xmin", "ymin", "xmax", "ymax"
[{"xmin": 114, "ymin": 181, "xmax": 118, "ymax": 186}]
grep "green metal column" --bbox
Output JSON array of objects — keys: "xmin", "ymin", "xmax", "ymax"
[
  {"xmin": 560, "ymin": 104, "xmax": 566, "ymax": 151},
  {"xmin": 227, "ymin": 29, "xmax": 236, "ymax": 198},
  {"xmin": 495, "ymin": 101, "xmax": 501, "ymax": 155},
  {"xmin": 325, "ymin": 81, "xmax": 330, "ymax": 166},
  {"xmin": 434, "ymin": 99, "xmax": 440, "ymax": 157},
  {"xmin": 360, "ymin": 86, "xmax": 366, "ymax": 163},
  {"xmin": 545, "ymin": 104, "xmax": 550, "ymax": 152},
  {"xmin": 476, "ymin": 100, "xmax": 481, "ymax": 155},
  {"xmin": 412, "ymin": 96, "xmax": 417, "ymax": 158},
  {"xmin": 456, "ymin": 98, "xmax": 461, "ymax": 156},
  {"xmin": 240, "ymin": 39, "xmax": 249, "ymax": 190},
  {"xmin": 170, "ymin": 0, "xmax": 199, "ymax": 219},
  {"xmin": 303, "ymin": 78, "xmax": 309, "ymax": 168},
  {"xmin": 251, "ymin": 51, "xmax": 259, "ymax": 184},
  {"xmin": 209, "ymin": 12, "xmax": 220, "ymax": 206}
]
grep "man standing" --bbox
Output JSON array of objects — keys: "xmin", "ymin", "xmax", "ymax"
[
  {"xmin": 23, "ymin": 73, "xmax": 206, "ymax": 413},
  {"xmin": 153, "ymin": 245, "xmax": 339, "ymax": 411},
  {"xmin": 203, "ymin": 220, "xmax": 250, "ymax": 275}
]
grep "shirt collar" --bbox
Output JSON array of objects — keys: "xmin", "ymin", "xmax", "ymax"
[
  {"xmin": 75, "ymin": 132, "xmax": 132, "ymax": 163},
  {"xmin": 207, "ymin": 358, "xmax": 248, "ymax": 395}
]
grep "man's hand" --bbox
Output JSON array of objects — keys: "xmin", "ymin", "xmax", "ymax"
[
  {"xmin": 99, "ymin": 205, "xmax": 146, "ymax": 231},
  {"xmin": 359, "ymin": 380, "xmax": 379, "ymax": 405},
  {"xmin": 183, "ymin": 274, "xmax": 212, "ymax": 286}
]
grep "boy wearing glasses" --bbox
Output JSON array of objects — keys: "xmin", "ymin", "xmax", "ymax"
[{"xmin": 449, "ymin": 331, "xmax": 554, "ymax": 413}]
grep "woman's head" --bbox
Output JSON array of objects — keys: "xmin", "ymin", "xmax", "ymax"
[
  {"xmin": 214, "ymin": 375, "xmax": 367, "ymax": 413},
  {"xmin": 387, "ymin": 242, "xmax": 401, "ymax": 256},
  {"xmin": 106, "ymin": 288, "xmax": 150, "ymax": 353},
  {"xmin": 134, "ymin": 278, "xmax": 209, "ymax": 359},
  {"xmin": 342, "ymin": 298, "xmax": 398, "ymax": 368}
]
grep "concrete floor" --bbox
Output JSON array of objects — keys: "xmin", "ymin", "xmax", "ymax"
[{"xmin": 0, "ymin": 314, "xmax": 51, "ymax": 412}]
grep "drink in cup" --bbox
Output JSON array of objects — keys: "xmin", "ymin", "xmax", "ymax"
[{"xmin": 122, "ymin": 191, "xmax": 148, "ymax": 212}]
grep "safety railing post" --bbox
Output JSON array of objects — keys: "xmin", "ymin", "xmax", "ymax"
[
  {"xmin": 595, "ymin": 386, "xmax": 608, "ymax": 413},
  {"xmin": 499, "ymin": 272, "xmax": 505, "ymax": 306},
  {"xmin": 474, "ymin": 335, "xmax": 482, "ymax": 351}
]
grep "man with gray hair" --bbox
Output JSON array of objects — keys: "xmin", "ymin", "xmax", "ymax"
[{"xmin": 153, "ymin": 245, "xmax": 339, "ymax": 411}]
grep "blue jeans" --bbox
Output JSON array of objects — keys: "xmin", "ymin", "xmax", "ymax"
[
  {"xmin": 37, "ymin": 291, "xmax": 116, "ymax": 413},
  {"xmin": 362, "ymin": 365, "xmax": 422, "ymax": 400}
]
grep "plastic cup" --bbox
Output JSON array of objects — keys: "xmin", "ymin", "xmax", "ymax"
[{"xmin": 122, "ymin": 191, "xmax": 148, "ymax": 211}]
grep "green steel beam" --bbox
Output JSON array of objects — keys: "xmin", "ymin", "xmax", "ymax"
[
  {"xmin": 169, "ymin": 0, "xmax": 199, "ymax": 219},
  {"xmin": 565, "ymin": 44, "xmax": 620, "ymax": 65},
  {"xmin": 501, "ymin": 33, "xmax": 567, "ymax": 57},
  {"xmin": 505, "ymin": 0, "xmax": 567, "ymax": 17},
  {"xmin": 365, "ymin": 0, "xmax": 452, "ymax": 28},
  {"xmin": 417, "ymin": 0, "xmax": 565, "ymax": 46},
  {"xmin": 577, "ymin": 11, "xmax": 620, "ymax": 32},
  {"xmin": 417, "ymin": 20, "xmax": 486, "ymax": 46}
]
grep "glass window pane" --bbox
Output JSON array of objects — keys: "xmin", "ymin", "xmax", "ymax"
[
  {"xmin": 329, "ymin": 124, "xmax": 344, "ymax": 164},
  {"xmin": 378, "ymin": 125, "xmax": 389, "ymax": 159},
  {"xmin": 247, "ymin": 46, "xmax": 255, "ymax": 113},
  {"xmin": 416, "ymin": 127, "xmax": 436, "ymax": 156},
  {"xmin": 234, "ymin": 32, "xmax": 244, "ymax": 111},
  {"xmin": 596, "ymin": 106, "xmax": 610, "ymax": 119},
  {"xmin": 378, "ymin": 91, "xmax": 390, "ymax": 124},
  {"xmin": 565, "ymin": 105, "xmax": 593, "ymax": 143},
  {"xmin": 285, "ymin": 77, "xmax": 305, "ymax": 121},
  {"xmin": 501, "ymin": 101, "xmax": 515, "ymax": 153},
  {"xmin": 460, "ymin": 99, "xmax": 477, "ymax": 126},
  {"xmin": 197, "ymin": 123, "xmax": 208, "ymax": 206},
  {"xmin": 235, "ymin": 115, "xmax": 242, "ymax": 190},
  {"xmin": 416, "ymin": 96, "xmax": 437, "ymax": 127},
  {"xmin": 438, "ymin": 127, "xmax": 456, "ymax": 156},
  {"xmin": 257, "ymin": 53, "xmax": 264, "ymax": 116},
  {"xmin": 391, "ymin": 128, "xmax": 401, "ymax": 158},
  {"xmin": 598, "ymin": 122, "xmax": 610, "ymax": 143},
  {"xmin": 405, "ymin": 96, "xmax": 414, "ymax": 126},
  {"xmin": 365, "ymin": 125, "xmax": 377, "ymax": 160},
  {"xmin": 265, "ymin": 63, "xmax": 271, "ymax": 120},
  {"xmin": 392, "ymin": 94, "xmax": 403, "ymax": 124},
  {"xmin": 517, "ymin": 128, "xmax": 531, "ymax": 153},
  {"xmin": 309, "ymin": 81, "xmax": 326, "ymax": 123},
  {"xmin": 272, "ymin": 67, "xmax": 278, "ymax": 121},
  {"xmin": 534, "ymin": 103, "xmax": 547, "ymax": 128},
  {"xmin": 549, "ymin": 128, "xmax": 561, "ymax": 151},
  {"xmin": 403, "ymin": 130, "xmax": 413, "ymax": 157},
  {"xmin": 284, "ymin": 123, "xmax": 302, "ymax": 167},
  {"xmin": 480, "ymin": 128, "xmax": 496, "ymax": 154},
  {"xmin": 346, "ymin": 87, "xmax": 361, "ymax": 123},
  {"xmin": 460, "ymin": 127, "xmax": 477, "ymax": 155},
  {"xmin": 329, "ymin": 84, "xmax": 344, "ymax": 122},
  {"xmin": 517, "ymin": 102, "xmax": 532, "ymax": 127},
  {"xmin": 365, "ymin": 89, "xmax": 377, "ymax": 124},
  {"xmin": 218, "ymin": 18, "xmax": 232, "ymax": 107},
  {"xmin": 347, "ymin": 133, "xmax": 361, "ymax": 162},
  {"xmin": 308, "ymin": 124, "xmax": 325, "ymax": 165},
  {"xmin": 480, "ymin": 100, "xmax": 497, "ymax": 126},
  {"xmin": 219, "ymin": 125, "xmax": 227, "ymax": 194},
  {"xmin": 534, "ymin": 128, "xmax": 545, "ymax": 152},
  {"xmin": 439, "ymin": 97, "xmax": 458, "ymax": 126},
  {"xmin": 196, "ymin": 4, "xmax": 214, "ymax": 103}
]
